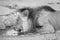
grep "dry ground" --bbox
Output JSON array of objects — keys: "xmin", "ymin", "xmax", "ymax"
[{"xmin": 0, "ymin": 31, "xmax": 60, "ymax": 40}]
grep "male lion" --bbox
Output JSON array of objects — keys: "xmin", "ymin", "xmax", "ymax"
[{"xmin": 5, "ymin": 6, "xmax": 60, "ymax": 36}]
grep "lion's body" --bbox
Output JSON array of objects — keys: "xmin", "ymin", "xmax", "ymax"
[
  {"xmin": 37, "ymin": 10, "xmax": 60, "ymax": 33},
  {"xmin": 49, "ymin": 11, "xmax": 60, "ymax": 31}
]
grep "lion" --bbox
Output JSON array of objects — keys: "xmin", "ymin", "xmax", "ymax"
[{"xmin": 5, "ymin": 5, "xmax": 60, "ymax": 36}]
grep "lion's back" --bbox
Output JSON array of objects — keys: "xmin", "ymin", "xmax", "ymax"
[{"xmin": 49, "ymin": 11, "xmax": 60, "ymax": 30}]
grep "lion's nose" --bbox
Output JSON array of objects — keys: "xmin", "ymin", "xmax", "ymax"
[
  {"xmin": 18, "ymin": 29, "xmax": 22, "ymax": 32},
  {"xmin": 14, "ymin": 26, "xmax": 23, "ymax": 32}
]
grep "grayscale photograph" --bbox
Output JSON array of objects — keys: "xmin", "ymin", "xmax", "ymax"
[{"xmin": 0, "ymin": 0, "xmax": 60, "ymax": 40}]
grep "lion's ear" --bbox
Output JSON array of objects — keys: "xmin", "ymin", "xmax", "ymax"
[{"xmin": 23, "ymin": 10, "xmax": 29, "ymax": 17}]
